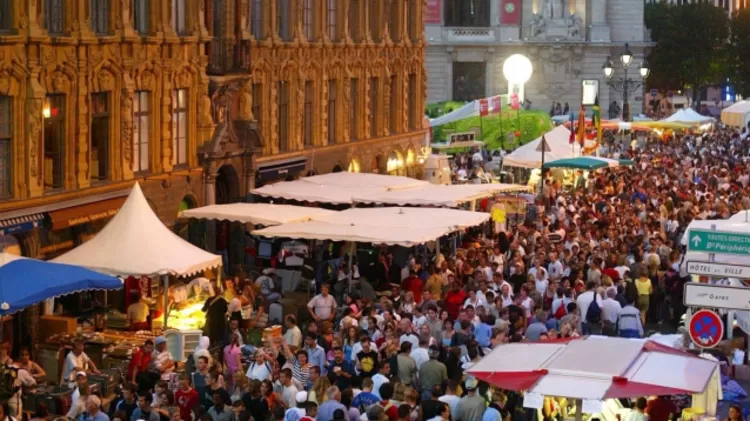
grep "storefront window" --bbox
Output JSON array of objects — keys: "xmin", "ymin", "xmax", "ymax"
[{"xmin": 387, "ymin": 150, "xmax": 405, "ymax": 175}]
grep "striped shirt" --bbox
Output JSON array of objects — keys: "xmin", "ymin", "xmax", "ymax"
[{"xmin": 289, "ymin": 356, "xmax": 310, "ymax": 388}]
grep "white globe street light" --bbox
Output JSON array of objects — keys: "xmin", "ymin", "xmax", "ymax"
[{"xmin": 503, "ymin": 54, "xmax": 533, "ymax": 84}]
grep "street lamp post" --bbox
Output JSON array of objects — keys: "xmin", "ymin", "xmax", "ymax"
[{"xmin": 603, "ymin": 43, "xmax": 649, "ymax": 122}]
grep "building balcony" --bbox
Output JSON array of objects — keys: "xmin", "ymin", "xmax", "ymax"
[
  {"xmin": 443, "ymin": 27, "xmax": 496, "ymax": 43},
  {"xmin": 208, "ymin": 39, "xmax": 250, "ymax": 75}
]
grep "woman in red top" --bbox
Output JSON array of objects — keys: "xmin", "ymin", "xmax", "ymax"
[{"xmin": 444, "ymin": 281, "xmax": 467, "ymax": 320}]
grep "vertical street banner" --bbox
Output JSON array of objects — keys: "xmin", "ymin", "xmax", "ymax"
[
  {"xmin": 593, "ymin": 96, "xmax": 602, "ymax": 144},
  {"xmin": 500, "ymin": 0, "xmax": 521, "ymax": 25},
  {"xmin": 511, "ymin": 93, "xmax": 520, "ymax": 110},
  {"xmin": 489, "ymin": 96, "xmax": 502, "ymax": 113},
  {"xmin": 479, "ymin": 99, "xmax": 490, "ymax": 117},
  {"xmin": 425, "ymin": 0, "xmax": 442, "ymax": 24},
  {"xmin": 576, "ymin": 104, "xmax": 586, "ymax": 146}
]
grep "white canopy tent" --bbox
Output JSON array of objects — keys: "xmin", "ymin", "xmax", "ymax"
[
  {"xmin": 54, "ymin": 183, "xmax": 222, "ymax": 277},
  {"xmin": 721, "ymin": 101, "xmax": 750, "ymax": 128},
  {"xmin": 503, "ymin": 125, "xmax": 582, "ymax": 168},
  {"xmin": 252, "ymin": 171, "xmax": 527, "ymax": 207},
  {"xmin": 352, "ymin": 183, "xmax": 530, "ymax": 207},
  {"xmin": 428, "ymin": 101, "xmax": 480, "ymax": 127},
  {"xmin": 179, "ymin": 203, "xmax": 337, "ymax": 226},
  {"xmin": 661, "ymin": 108, "xmax": 714, "ymax": 124},
  {"xmin": 251, "ymin": 172, "xmax": 429, "ymax": 204},
  {"xmin": 253, "ymin": 207, "xmax": 490, "ymax": 246}
]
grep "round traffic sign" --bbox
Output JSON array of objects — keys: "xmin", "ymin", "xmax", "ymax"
[{"xmin": 689, "ymin": 309, "xmax": 724, "ymax": 348}]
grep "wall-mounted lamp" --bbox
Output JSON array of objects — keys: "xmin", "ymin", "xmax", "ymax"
[{"xmin": 42, "ymin": 98, "xmax": 51, "ymax": 118}]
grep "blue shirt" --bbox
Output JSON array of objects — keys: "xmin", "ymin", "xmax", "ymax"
[
  {"xmin": 352, "ymin": 391, "xmax": 380, "ymax": 410},
  {"xmin": 305, "ymin": 344, "xmax": 327, "ymax": 375},
  {"xmin": 317, "ymin": 400, "xmax": 347, "ymax": 421},
  {"xmin": 81, "ymin": 412, "xmax": 110, "ymax": 421},
  {"xmin": 474, "ymin": 323, "xmax": 493, "ymax": 348},
  {"xmin": 482, "ymin": 406, "xmax": 501, "ymax": 421}
]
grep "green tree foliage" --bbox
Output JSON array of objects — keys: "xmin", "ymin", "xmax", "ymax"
[
  {"xmin": 645, "ymin": 2, "xmax": 729, "ymax": 100},
  {"xmin": 729, "ymin": 8, "xmax": 750, "ymax": 96}
]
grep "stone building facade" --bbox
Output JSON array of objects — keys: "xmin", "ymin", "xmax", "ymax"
[
  {"xmin": 425, "ymin": 0, "xmax": 651, "ymax": 118},
  {"xmin": 201, "ymin": 0, "xmax": 429, "ymax": 207},
  {"xmin": 0, "ymin": 0, "xmax": 213, "ymax": 259}
]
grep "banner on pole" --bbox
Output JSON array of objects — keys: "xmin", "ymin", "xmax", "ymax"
[
  {"xmin": 479, "ymin": 99, "xmax": 489, "ymax": 117},
  {"xmin": 500, "ymin": 0, "xmax": 521, "ymax": 25},
  {"xmin": 425, "ymin": 0, "xmax": 442, "ymax": 24}
]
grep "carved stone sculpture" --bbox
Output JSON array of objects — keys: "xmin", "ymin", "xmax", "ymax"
[
  {"xmin": 199, "ymin": 94, "xmax": 214, "ymax": 126},
  {"xmin": 28, "ymin": 99, "xmax": 42, "ymax": 178},
  {"xmin": 238, "ymin": 83, "xmax": 252, "ymax": 120},
  {"xmin": 121, "ymin": 91, "xmax": 133, "ymax": 163}
]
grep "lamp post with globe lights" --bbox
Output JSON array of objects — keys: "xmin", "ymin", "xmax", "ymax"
[
  {"xmin": 502, "ymin": 54, "xmax": 533, "ymax": 143},
  {"xmin": 603, "ymin": 43, "xmax": 650, "ymax": 122}
]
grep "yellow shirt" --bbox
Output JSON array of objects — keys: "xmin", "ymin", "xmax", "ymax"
[
  {"xmin": 635, "ymin": 277, "xmax": 652, "ymax": 296},
  {"xmin": 425, "ymin": 275, "xmax": 443, "ymax": 299}
]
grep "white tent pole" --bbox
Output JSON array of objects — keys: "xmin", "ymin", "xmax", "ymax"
[
  {"xmin": 348, "ymin": 245, "xmax": 354, "ymax": 294},
  {"xmin": 575, "ymin": 399, "xmax": 584, "ymax": 421},
  {"xmin": 163, "ymin": 274, "xmax": 169, "ymax": 328}
]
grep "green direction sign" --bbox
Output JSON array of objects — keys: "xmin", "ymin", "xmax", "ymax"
[{"xmin": 687, "ymin": 229, "xmax": 750, "ymax": 255}]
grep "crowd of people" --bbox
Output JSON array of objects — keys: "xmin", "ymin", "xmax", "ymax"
[{"xmin": 10, "ymin": 123, "xmax": 750, "ymax": 421}]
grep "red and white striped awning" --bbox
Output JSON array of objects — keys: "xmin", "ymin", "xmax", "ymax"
[{"xmin": 466, "ymin": 336, "xmax": 717, "ymax": 400}]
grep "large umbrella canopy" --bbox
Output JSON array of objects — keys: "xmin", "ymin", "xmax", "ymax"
[
  {"xmin": 0, "ymin": 254, "xmax": 122, "ymax": 315},
  {"xmin": 466, "ymin": 336, "xmax": 717, "ymax": 400},
  {"xmin": 542, "ymin": 156, "xmax": 622, "ymax": 170}
]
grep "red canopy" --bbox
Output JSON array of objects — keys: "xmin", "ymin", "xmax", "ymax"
[{"xmin": 467, "ymin": 336, "xmax": 717, "ymax": 400}]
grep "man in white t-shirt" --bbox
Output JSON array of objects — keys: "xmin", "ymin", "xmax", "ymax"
[
  {"xmin": 278, "ymin": 368, "xmax": 299, "ymax": 408},
  {"xmin": 63, "ymin": 339, "xmax": 100, "ymax": 387},
  {"xmin": 246, "ymin": 350, "xmax": 272, "ymax": 381},
  {"xmin": 307, "ymin": 284, "xmax": 336, "ymax": 323}
]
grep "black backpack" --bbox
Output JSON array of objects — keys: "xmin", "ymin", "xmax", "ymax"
[
  {"xmin": 0, "ymin": 364, "xmax": 19, "ymax": 402},
  {"xmin": 585, "ymin": 294, "xmax": 602, "ymax": 324}
]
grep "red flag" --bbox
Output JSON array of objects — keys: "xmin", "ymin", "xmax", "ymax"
[
  {"xmin": 479, "ymin": 99, "xmax": 489, "ymax": 117},
  {"xmin": 500, "ymin": 0, "xmax": 521, "ymax": 25},
  {"xmin": 568, "ymin": 112, "xmax": 575, "ymax": 144},
  {"xmin": 511, "ymin": 93, "xmax": 519, "ymax": 110},
  {"xmin": 489, "ymin": 96, "xmax": 502, "ymax": 113}
]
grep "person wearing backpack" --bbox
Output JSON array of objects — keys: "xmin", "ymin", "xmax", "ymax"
[{"xmin": 576, "ymin": 282, "xmax": 603, "ymax": 335}]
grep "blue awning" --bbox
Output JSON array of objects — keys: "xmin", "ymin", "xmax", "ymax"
[
  {"xmin": 0, "ymin": 213, "xmax": 44, "ymax": 236},
  {"xmin": 0, "ymin": 258, "xmax": 123, "ymax": 315}
]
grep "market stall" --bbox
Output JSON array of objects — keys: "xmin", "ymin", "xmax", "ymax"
[
  {"xmin": 178, "ymin": 203, "xmax": 337, "ymax": 226},
  {"xmin": 51, "ymin": 183, "xmax": 223, "ymax": 365},
  {"xmin": 252, "ymin": 207, "xmax": 491, "ymax": 246},
  {"xmin": 503, "ymin": 125, "xmax": 583, "ymax": 169},
  {"xmin": 351, "ymin": 183, "xmax": 530, "ymax": 208},
  {"xmin": 467, "ymin": 336, "xmax": 718, "ymax": 421},
  {"xmin": 721, "ymin": 101, "xmax": 750, "ymax": 128},
  {"xmin": 661, "ymin": 108, "xmax": 715, "ymax": 125}
]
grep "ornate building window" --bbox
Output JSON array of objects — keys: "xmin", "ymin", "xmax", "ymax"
[
  {"xmin": 251, "ymin": 0, "xmax": 263, "ymax": 39},
  {"xmin": 44, "ymin": 94, "xmax": 66, "ymax": 190},
  {"xmin": 389, "ymin": 0, "xmax": 400, "ymax": 42},
  {"xmin": 133, "ymin": 91, "xmax": 151, "ymax": 173},
  {"xmin": 444, "ymin": 0, "xmax": 490, "ymax": 27},
  {"xmin": 46, "ymin": 0, "xmax": 65, "ymax": 35},
  {"xmin": 327, "ymin": 0, "xmax": 338, "ymax": 41},
  {"xmin": 327, "ymin": 79, "xmax": 337, "ymax": 145},
  {"xmin": 90, "ymin": 93, "xmax": 110, "ymax": 181},
  {"xmin": 369, "ymin": 77, "xmax": 379, "ymax": 138},
  {"xmin": 348, "ymin": 0, "xmax": 360, "ymax": 43},
  {"xmin": 252, "ymin": 83, "xmax": 263, "ymax": 127},
  {"xmin": 369, "ymin": 1, "xmax": 382, "ymax": 42},
  {"xmin": 277, "ymin": 81, "xmax": 289, "ymax": 152},
  {"xmin": 303, "ymin": 81, "xmax": 313, "ymax": 147},
  {"xmin": 408, "ymin": 0, "xmax": 419, "ymax": 41},
  {"xmin": 91, "ymin": 0, "xmax": 110, "ymax": 35},
  {"xmin": 172, "ymin": 0, "xmax": 186, "ymax": 35},
  {"xmin": 301, "ymin": 0, "xmax": 315, "ymax": 40},
  {"xmin": 408, "ymin": 74, "xmax": 417, "ymax": 131},
  {"xmin": 0, "ymin": 95, "xmax": 11, "ymax": 198},
  {"xmin": 172, "ymin": 89, "xmax": 188, "ymax": 166},
  {"xmin": 389, "ymin": 75, "xmax": 399, "ymax": 133},
  {"xmin": 210, "ymin": 0, "xmax": 224, "ymax": 72},
  {"xmin": 133, "ymin": 0, "xmax": 148, "ymax": 35},
  {"xmin": 0, "ymin": 0, "xmax": 11, "ymax": 32},
  {"xmin": 278, "ymin": 0, "xmax": 291, "ymax": 41},
  {"xmin": 349, "ymin": 78, "xmax": 358, "ymax": 141}
]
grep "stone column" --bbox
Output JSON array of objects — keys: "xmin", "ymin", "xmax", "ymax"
[
  {"xmin": 204, "ymin": 167, "xmax": 218, "ymax": 252},
  {"xmin": 589, "ymin": 0, "xmax": 610, "ymax": 42},
  {"xmin": 243, "ymin": 154, "xmax": 257, "ymax": 194}
]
